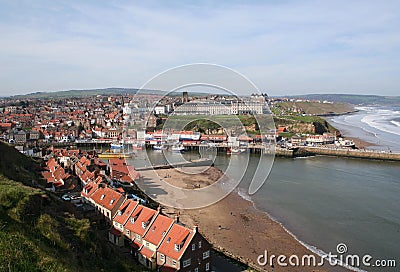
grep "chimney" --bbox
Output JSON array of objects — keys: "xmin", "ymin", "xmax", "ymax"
[
  {"xmin": 157, "ymin": 206, "xmax": 161, "ymax": 213},
  {"xmin": 193, "ymin": 225, "xmax": 198, "ymax": 233},
  {"xmin": 174, "ymin": 214, "xmax": 180, "ymax": 223}
]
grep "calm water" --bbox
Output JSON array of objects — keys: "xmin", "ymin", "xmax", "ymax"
[{"xmin": 127, "ymin": 150, "xmax": 400, "ymax": 271}]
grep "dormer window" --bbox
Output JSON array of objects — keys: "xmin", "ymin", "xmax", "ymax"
[
  {"xmin": 110, "ymin": 199, "xmax": 115, "ymax": 205},
  {"xmin": 162, "ymin": 231, "xmax": 166, "ymax": 237},
  {"xmin": 117, "ymin": 210, "xmax": 122, "ymax": 216},
  {"xmin": 167, "ymin": 237, "xmax": 171, "ymax": 243},
  {"xmin": 142, "ymin": 222, "xmax": 147, "ymax": 229},
  {"xmin": 130, "ymin": 217, "xmax": 135, "ymax": 223},
  {"xmin": 174, "ymin": 243, "xmax": 181, "ymax": 252},
  {"xmin": 100, "ymin": 194, "xmax": 105, "ymax": 200}
]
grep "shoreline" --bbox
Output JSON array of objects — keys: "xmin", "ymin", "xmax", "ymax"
[{"xmin": 146, "ymin": 167, "xmax": 350, "ymax": 272}]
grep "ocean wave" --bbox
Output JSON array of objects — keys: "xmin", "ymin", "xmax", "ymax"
[
  {"xmin": 390, "ymin": 120, "xmax": 400, "ymax": 127},
  {"xmin": 361, "ymin": 115, "xmax": 400, "ymax": 136},
  {"xmin": 235, "ymin": 188, "xmax": 366, "ymax": 272}
]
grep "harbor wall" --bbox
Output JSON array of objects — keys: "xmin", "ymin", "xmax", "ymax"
[{"xmin": 299, "ymin": 147, "xmax": 400, "ymax": 161}]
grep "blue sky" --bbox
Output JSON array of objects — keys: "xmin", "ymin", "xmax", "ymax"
[{"xmin": 0, "ymin": 0, "xmax": 399, "ymax": 96}]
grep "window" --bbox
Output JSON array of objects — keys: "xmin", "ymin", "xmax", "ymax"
[
  {"xmin": 206, "ymin": 262, "xmax": 210, "ymax": 271},
  {"xmin": 117, "ymin": 210, "xmax": 122, "ymax": 216},
  {"xmin": 100, "ymin": 194, "xmax": 105, "ymax": 200},
  {"xmin": 142, "ymin": 222, "xmax": 147, "ymax": 229},
  {"xmin": 174, "ymin": 244, "xmax": 181, "ymax": 252},
  {"xmin": 160, "ymin": 254, "xmax": 165, "ymax": 261},
  {"xmin": 126, "ymin": 230, "xmax": 130, "ymax": 235},
  {"xmin": 130, "ymin": 217, "xmax": 134, "ymax": 223},
  {"xmin": 203, "ymin": 250, "xmax": 210, "ymax": 259},
  {"xmin": 183, "ymin": 258, "xmax": 191, "ymax": 268},
  {"xmin": 110, "ymin": 199, "xmax": 115, "ymax": 205},
  {"xmin": 192, "ymin": 244, "xmax": 196, "ymax": 251},
  {"xmin": 146, "ymin": 241, "xmax": 149, "ymax": 247},
  {"xmin": 195, "ymin": 268, "xmax": 199, "ymax": 272},
  {"xmin": 172, "ymin": 260, "xmax": 177, "ymax": 267},
  {"xmin": 198, "ymin": 241, "xmax": 202, "ymax": 248}
]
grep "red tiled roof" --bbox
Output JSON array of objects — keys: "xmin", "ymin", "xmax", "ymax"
[
  {"xmin": 143, "ymin": 214, "xmax": 174, "ymax": 246},
  {"xmin": 139, "ymin": 246, "xmax": 156, "ymax": 259},
  {"xmin": 81, "ymin": 182, "xmax": 98, "ymax": 198},
  {"xmin": 108, "ymin": 158, "xmax": 126, "ymax": 166},
  {"xmin": 46, "ymin": 158, "xmax": 58, "ymax": 172},
  {"xmin": 110, "ymin": 227, "xmax": 122, "ymax": 237},
  {"xmin": 42, "ymin": 171, "xmax": 55, "ymax": 183},
  {"xmin": 124, "ymin": 205, "xmax": 157, "ymax": 236},
  {"xmin": 158, "ymin": 224, "xmax": 195, "ymax": 261},
  {"xmin": 113, "ymin": 199, "xmax": 139, "ymax": 225},
  {"xmin": 90, "ymin": 187, "xmax": 123, "ymax": 211}
]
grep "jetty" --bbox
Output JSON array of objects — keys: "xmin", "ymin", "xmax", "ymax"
[{"xmin": 135, "ymin": 158, "xmax": 214, "ymax": 171}]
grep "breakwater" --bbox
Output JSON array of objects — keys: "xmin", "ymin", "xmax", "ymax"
[{"xmin": 292, "ymin": 147, "xmax": 400, "ymax": 161}]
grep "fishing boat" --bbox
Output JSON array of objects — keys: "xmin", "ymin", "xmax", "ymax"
[
  {"xmin": 153, "ymin": 144, "xmax": 164, "ymax": 151},
  {"xmin": 131, "ymin": 143, "xmax": 144, "ymax": 150},
  {"xmin": 110, "ymin": 143, "xmax": 123, "ymax": 149},
  {"xmin": 98, "ymin": 149, "xmax": 132, "ymax": 158},
  {"xmin": 171, "ymin": 144, "xmax": 185, "ymax": 153},
  {"xmin": 227, "ymin": 147, "xmax": 243, "ymax": 155}
]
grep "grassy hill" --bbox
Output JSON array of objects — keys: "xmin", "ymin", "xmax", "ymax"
[
  {"xmin": 0, "ymin": 142, "xmax": 146, "ymax": 272},
  {"xmin": 273, "ymin": 101, "xmax": 354, "ymax": 115}
]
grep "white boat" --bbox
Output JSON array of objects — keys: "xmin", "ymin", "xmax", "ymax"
[
  {"xmin": 111, "ymin": 143, "xmax": 123, "ymax": 149},
  {"xmin": 227, "ymin": 148, "xmax": 243, "ymax": 154},
  {"xmin": 153, "ymin": 144, "xmax": 164, "ymax": 150},
  {"xmin": 171, "ymin": 144, "xmax": 185, "ymax": 152}
]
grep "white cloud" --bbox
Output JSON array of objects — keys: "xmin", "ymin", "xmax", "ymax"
[{"xmin": 0, "ymin": 0, "xmax": 399, "ymax": 96}]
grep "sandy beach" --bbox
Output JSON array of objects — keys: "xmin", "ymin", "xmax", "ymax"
[
  {"xmin": 344, "ymin": 136, "xmax": 376, "ymax": 149},
  {"xmin": 140, "ymin": 167, "xmax": 349, "ymax": 272}
]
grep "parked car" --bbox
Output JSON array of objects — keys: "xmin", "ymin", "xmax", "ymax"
[{"xmin": 61, "ymin": 194, "xmax": 71, "ymax": 201}]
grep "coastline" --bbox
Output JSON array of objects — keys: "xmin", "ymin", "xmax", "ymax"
[{"xmin": 147, "ymin": 167, "xmax": 350, "ymax": 272}]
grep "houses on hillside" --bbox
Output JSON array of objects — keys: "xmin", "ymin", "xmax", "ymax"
[{"xmin": 81, "ymin": 184, "xmax": 211, "ymax": 272}]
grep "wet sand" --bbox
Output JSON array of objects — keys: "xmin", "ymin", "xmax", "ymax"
[{"xmin": 151, "ymin": 167, "xmax": 349, "ymax": 272}]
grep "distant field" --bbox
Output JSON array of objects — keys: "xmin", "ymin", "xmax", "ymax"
[{"xmin": 275, "ymin": 101, "xmax": 354, "ymax": 115}]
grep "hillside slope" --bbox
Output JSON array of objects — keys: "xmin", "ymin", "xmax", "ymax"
[{"xmin": 0, "ymin": 142, "xmax": 145, "ymax": 272}]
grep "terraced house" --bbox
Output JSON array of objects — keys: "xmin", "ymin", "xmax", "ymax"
[
  {"xmin": 90, "ymin": 186, "xmax": 125, "ymax": 222},
  {"xmin": 107, "ymin": 200, "xmax": 212, "ymax": 271},
  {"xmin": 138, "ymin": 213, "xmax": 175, "ymax": 270}
]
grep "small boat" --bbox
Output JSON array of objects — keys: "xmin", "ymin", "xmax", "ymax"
[
  {"xmin": 111, "ymin": 143, "xmax": 123, "ymax": 149},
  {"xmin": 171, "ymin": 144, "xmax": 185, "ymax": 153},
  {"xmin": 153, "ymin": 144, "xmax": 164, "ymax": 150},
  {"xmin": 227, "ymin": 148, "xmax": 243, "ymax": 155},
  {"xmin": 132, "ymin": 143, "xmax": 144, "ymax": 150}
]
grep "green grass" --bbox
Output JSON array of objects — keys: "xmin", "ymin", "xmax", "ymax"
[
  {"xmin": 275, "ymin": 101, "xmax": 354, "ymax": 115},
  {"xmin": 0, "ymin": 142, "xmax": 43, "ymax": 185}
]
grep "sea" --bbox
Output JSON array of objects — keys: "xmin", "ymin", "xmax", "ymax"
[
  {"xmin": 126, "ymin": 106, "xmax": 400, "ymax": 272},
  {"xmin": 327, "ymin": 106, "xmax": 400, "ymax": 152}
]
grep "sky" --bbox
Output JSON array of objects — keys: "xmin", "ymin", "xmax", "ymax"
[{"xmin": 0, "ymin": 0, "xmax": 399, "ymax": 97}]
